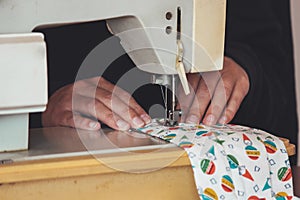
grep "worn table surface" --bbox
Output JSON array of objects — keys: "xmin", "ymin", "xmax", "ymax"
[
  {"xmin": 0, "ymin": 127, "xmax": 298, "ymax": 200},
  {"xmin": 0, "ymin": 127, "xmax": 175, "ymax": 163},
  {"xmin": 0, "ymin": 127, "xmax": 200, "ymax": 200}
]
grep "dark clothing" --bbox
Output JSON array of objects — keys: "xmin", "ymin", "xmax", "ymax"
[
  {"xmin": 224, "ymin": 0, "xmax": 298, "ymax": 164},
  {"xmin": 30, "ymin": 0, "xmax": 298, "ymax": 163},
  {"xmin": 225, "ymin": 0, "xmax": 298, "ymax": 164}
]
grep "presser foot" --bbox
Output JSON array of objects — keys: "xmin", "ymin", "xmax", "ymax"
[
  {"xmin": 157, "ymin": 110, "xmax": 182, "ymax": 127},
  {"xmin": 156, "ymin": 118, "xmax": 178, "ymax": 127},
  {"xmin": 161, "ymin": 119, "xmax": 178, "ymax": 127}
]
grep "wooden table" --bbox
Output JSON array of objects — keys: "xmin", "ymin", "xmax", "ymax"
[
  {"xmin": 0, "ymin": 127, "xmax": 199, "ymax": 200},
  {"xmin": 0, "ymin": 127, "xmax": 297, "ymax": 199}
]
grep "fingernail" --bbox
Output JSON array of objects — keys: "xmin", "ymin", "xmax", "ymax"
[
  {"xmin": 205, "ymin": 114, "xmax": 215, "ymax": 125},
  {"xmin": 140, "ymin": 114, "xmax": 151, "ymax": 124},
  {"xmin": 186, "ymin": 115, "xmax": 199, "ymax": 124},
  {"xmin": 89, "ymin": 121, "xmax": 99, "ymax": 129},
  {"xmin": 117, "ymin": 120, "xmax": 130, "ymax": 130},
  {"xmin": 132, "ymin": 117, "xmax": 144, "ymax": 127},
  {"xmin": 219, "ymin": 116, "xmax": 227, "ymax": 124}
]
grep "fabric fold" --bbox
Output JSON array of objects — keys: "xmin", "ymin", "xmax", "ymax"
[{"xmin": 138, "ymin": 120, "xmax": 297, "ymax": 200}]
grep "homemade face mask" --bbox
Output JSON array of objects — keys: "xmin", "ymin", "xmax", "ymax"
[{"xmin": 138, "ymin": 120, "xmax": 296, "ymax": 200}]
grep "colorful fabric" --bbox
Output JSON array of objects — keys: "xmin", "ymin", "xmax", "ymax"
[{"xmin": 138, "ymin": 119, "xmax": 298, "ymax": 200}]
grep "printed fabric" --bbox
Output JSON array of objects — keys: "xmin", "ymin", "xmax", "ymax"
[{"xmin": 138, "ymin": 119, "xmax": 298, "ymax": 200}]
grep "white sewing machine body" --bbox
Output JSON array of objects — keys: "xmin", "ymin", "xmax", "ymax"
[{"xmin": 0, "ymin": 0, "xmax": 226, "ymax": 152}]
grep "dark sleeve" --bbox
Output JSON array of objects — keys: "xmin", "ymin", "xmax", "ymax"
[{"xmin": 225, "ymin": 0, "xmax": 298, "ymax": 152}]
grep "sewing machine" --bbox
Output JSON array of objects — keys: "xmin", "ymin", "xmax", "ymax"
[{"xmin": 0, "ymin": 0, "xmax": 226, "ymax": 152}]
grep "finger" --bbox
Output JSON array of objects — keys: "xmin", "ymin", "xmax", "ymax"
[
  {"xmin": 218, "ymin": 81, "xmax": 249, "ymax": 124},
  {"xmin": 185, "ymin": 72, "xmax": 221, "ymax": 124},
  {"xmin": 98, "ymin": 88, "xmax": 147, "ymax": 128},
  {"xmin": 203, "ymin": 78, "xmax": 233, "ymax": 126},
  {"xmin": 176, "ymin": 73, "xmax": 201, "ymax": 121},
  {"xmin": 74, "ymin": 83, "xmax": 143, "ymax": 128},
  {"xmin": 81, "ymin": 77, "xmax": 151, "ymax": 125},
  {"xmin": 72, "ymin": 94, "xmax": 131, "ymax": 130},
  {"xmin": 60, "ymin": 111, "xmax": 101, "ymax": 130},
  {"xmin": 99, "ymin": 77, "xmax": 151, "ymax": 123},
  {"xmin": 112, "ymin": 89, "xmax": 151, "ymax": 124}
]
